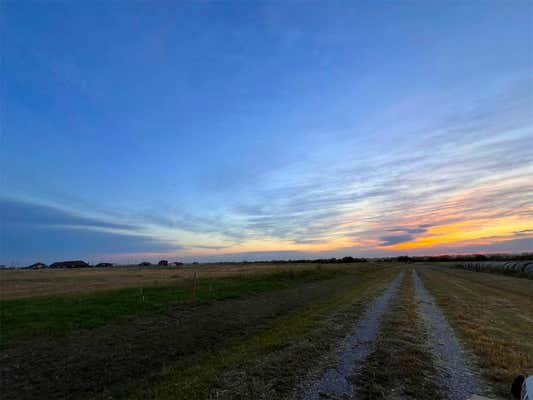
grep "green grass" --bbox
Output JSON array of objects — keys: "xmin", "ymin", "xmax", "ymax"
[
  {"xmin": 134, "ymin": 267, "xmax": 397, "ymax": 400},
  {"xmin": 0, "ymin": 267, "xmax": 339, "ymax": 346}
]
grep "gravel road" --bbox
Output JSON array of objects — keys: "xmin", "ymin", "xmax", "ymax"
[
  {"xmin": 413, "ymin": 269, "xmax": 482, "ymax": 400},
  {"xmin": 301, "ymin": 271, "xmax": 404, "ymax": 400}
]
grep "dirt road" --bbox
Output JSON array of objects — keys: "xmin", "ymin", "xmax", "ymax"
[
  {"xmin": 3, "ymin": 265, "xmax": 525, "ymax": 399},
  {"xmin": 299, "ymin": 268, "xmax": 492, "ymax": 400},
  {"xmin": 300, "ymin": 271, "xmax": 404, "ymax": 399},
  {"xmin": 413, "ymin": 269, "xmax": 484, "ymax": 400}
]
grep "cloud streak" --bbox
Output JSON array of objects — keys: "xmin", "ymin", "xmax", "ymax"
[
  {"xmin": 0, "ymin": 198, "xmax": 182, "ymax": 264},
  {"xmin": 2, "ymin": 77, "xmax": 532, "ymax": 264}
]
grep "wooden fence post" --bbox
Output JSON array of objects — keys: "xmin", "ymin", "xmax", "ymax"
[{"xmin": 192, "ymin": 272, "xmax": 198, "ymax": 302}]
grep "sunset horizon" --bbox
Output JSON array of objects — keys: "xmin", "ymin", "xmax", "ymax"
[
  {"xmin": 2, "ymin": 1, "xmax": 532, "ymax": 266},
  {"xmin": 1, "ymin": 3, "xmax": 532, "ymax": 399}
]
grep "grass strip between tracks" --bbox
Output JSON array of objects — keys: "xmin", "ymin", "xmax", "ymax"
[{"xmin": 353, "ymin": 270, "xmax": 444, "ymax": 400}]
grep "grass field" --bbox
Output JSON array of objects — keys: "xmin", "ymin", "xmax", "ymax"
[
  {"xmin": 0, "ymin": 263, "xmax": 324, "ymax": 299},
  {"xmin": 419, "ymin": 266, "xmax": 533, "ymax": 398},
  {"xmin": 138, "ymin": 266, "xmax": 398, "ymax": 400},
  {"xmin": 0, "ymin": 262, "xmax": 531, "ymax": 399},
  {"xmin": 0, "ymin": 267, "xmax": 340, "ymax": 346}
]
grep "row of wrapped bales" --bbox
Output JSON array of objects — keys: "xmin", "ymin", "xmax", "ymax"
[{"xmin": 453, "ymin": 260, "xmax": 533, "ymax": 279}]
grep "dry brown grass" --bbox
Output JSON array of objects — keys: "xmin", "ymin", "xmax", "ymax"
[
  {"xmin": 419, "ymin": 266, "xmax": 533, "ymax": 398},
  {"xmin": 0, "ymin": 263, "xmax": 333, "ymax": 299}
]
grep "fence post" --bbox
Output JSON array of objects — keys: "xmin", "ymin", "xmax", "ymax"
[{"xmin": 192, "ymin": 272, "xmax": 198, "ymax": 302}]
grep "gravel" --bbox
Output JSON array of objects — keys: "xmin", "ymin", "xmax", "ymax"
[
  {"xmin": 301, "ymin": 271, "xmax": 404, "ymax": 400},
  {"xmin": 413, "ymin": 269, "xmax": 482, "ymax": 400}
]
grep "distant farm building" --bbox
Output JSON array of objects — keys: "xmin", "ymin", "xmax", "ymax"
[{"xmin": 49, "ymin": 260, "xmax": 90, "ymax": 268}]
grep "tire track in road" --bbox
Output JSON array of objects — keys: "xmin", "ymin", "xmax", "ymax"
[
  {"xmin": 413, "ymin": 269, "xmax": 483, "ymax": 400},
  {"xmin": 301, "ymin": 271, "xmax": 404, "ymax": 400}
]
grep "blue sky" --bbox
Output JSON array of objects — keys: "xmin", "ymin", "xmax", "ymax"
[{"xmin": 1, "ymin": 1, "xmax": 532, "ymax": 265}]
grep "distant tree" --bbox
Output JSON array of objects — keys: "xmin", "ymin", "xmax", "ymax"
[
  {"xmin": 341, "ymin": 256, "xmax": 355, "ymax": 263},
  {"xmin": 25, "ymin": 262, "xmax": 48, "ymax": 269},
  {"xmin": 95, "ymin": 263, "xmax": 114, "ymax": 268},
  {"xmin": 158, "ymin": 260, "xmax": 168, "ymax": 266}
]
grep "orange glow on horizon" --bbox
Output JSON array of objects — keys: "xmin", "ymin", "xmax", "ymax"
[{"xmin": 384, "ymin": 215, "xmax": 533, "ymax": 250}]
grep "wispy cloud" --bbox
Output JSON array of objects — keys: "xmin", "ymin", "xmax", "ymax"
[
  {"xmin": 208, "ymin": 79, "xmax": 533, "ymax": 254},
  {"xmin": 0, "ymin": 198, "xmax": 181, "ymax": 264},
  {"xmin": 2, "ymin": 78, "xmax": 532, "ymax": 264},
  {"xmin": 380, "ymin": 234, "xmax": 415, "ymax": 246},
  {"xmin": 0, "ymin": 198, "xmax": 136, "ymax": 232}
]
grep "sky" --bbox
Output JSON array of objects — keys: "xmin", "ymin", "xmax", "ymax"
[{"xmin": 1, "ymin": 1, "xmax": 532, "ymax": 265}]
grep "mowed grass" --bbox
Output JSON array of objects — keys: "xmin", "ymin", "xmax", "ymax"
[
  {"xmin": 419, "ymin": 266, "xmax": 533, "ymax": 398},
  {"xmin": 134, "ymin": 266, "xmax": 399, "ymax": 400},
  {"xmin": 0, "ymin": 267, "xmax": 340, "ymax": 347}
]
